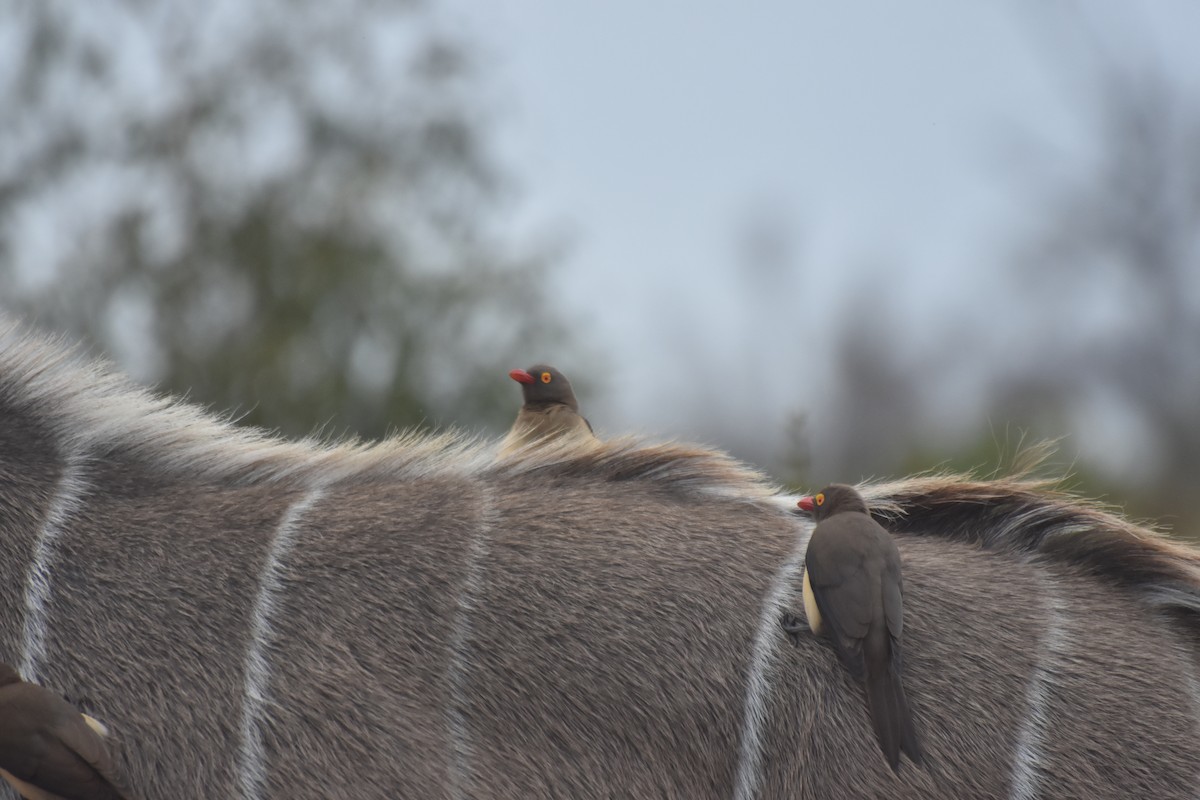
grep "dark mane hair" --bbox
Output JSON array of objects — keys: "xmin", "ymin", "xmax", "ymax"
[{"xmin": 863, "ymin": 474, "xmax": 1200, "ymax": 632}]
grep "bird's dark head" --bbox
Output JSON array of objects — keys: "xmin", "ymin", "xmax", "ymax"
[
  {"xmin": 0, "ymin": 663, "xmax": 22, "ymax": 687},
  {"xmin": 508, "ymin": 364, "xmax": 580, "ymax": 410},
  {"xmin": 797, "ymin": 483, "xmax": 869, "ymax": 521}
]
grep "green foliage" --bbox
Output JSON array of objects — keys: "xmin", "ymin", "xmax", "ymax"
[{"xmin": 0, "ymin": 0, "xmax": 574, "ymax": 440}]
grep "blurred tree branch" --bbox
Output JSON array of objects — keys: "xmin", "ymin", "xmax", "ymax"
[
  {"xmin": 998, "ymin": 65, "xmax": 1200, "ymax": 531},
  {"xmin": 0, "ymin": 0, "xmax": 575, "ymax": 439}
]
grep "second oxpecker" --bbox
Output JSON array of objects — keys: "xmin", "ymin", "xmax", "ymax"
[
  {"xmin": 500, "ymin": 364, "xmax": 596, "ymax": 455},
  {"xmin": 792, "ymin": 483, "xmax": 923, "ymax": 773}
]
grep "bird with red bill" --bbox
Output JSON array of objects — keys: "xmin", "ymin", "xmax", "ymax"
[
  {"xmin": 499, "ymin": 364, "xmax": 596, "ymax": 456},
  {"xmin": 785, "ymin": 483, "xmax": 923, "ymax": 773}
]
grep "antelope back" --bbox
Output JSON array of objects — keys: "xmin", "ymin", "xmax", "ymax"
[{"xmin": 0, "ymin": 319, "xmax": 1198, "ymax": 799}]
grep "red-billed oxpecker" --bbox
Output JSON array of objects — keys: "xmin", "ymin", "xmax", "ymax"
[
  {"xmin": 499, "ymin": 364, "xmax": 596, "ymax": 456},
  {"xmin": 786, "ymin": 483, "xmax": 923, "ymax": 773},
  {"xmin": 0, "ymin": 663, "xmax": 136, "ymax": 800}
]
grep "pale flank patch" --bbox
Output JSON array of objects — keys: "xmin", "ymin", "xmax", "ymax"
[{"xmin": 801, "ymin": 569, "xmax": 822, "ymax": 635}]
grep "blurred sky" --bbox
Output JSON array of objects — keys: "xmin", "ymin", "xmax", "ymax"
[{"xmin": 433, "ymin": 0, "xmax": 1200, "ymax": 467}]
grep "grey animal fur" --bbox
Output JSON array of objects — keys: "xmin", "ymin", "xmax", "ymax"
[{"xmin": 0, "ymin": 318, "xmax": 1198, "ymax": 799}]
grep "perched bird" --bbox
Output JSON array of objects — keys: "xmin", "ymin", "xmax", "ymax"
[
  {"xmin": 784, "ymin": 484, "xmax": 922, "ymax": 772},
  {"xmin": 499, "ymin": 364, "xmax": 596, "ymax": 455},
  {"xmin": 0, "ymin": 664, "xmax": 135, "ymax": 800}
]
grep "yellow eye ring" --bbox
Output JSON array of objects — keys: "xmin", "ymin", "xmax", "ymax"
[
  {"xmin": 815, "ymin": 492, "xmax": 825, "ymax": 506},
  {"xmin": 540, "ymin": 372, "xmax": 552, "ymax": 383}
]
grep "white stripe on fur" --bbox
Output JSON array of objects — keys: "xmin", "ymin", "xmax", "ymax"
[
  {"xmin": 732, "ymin": 516, "xmax": 813, "ymax": 800},
  {"xmin": 19, "ymin": 453, "xmax": 89, "ymax": 682},
  {"xmin": 237, "ymin": 488, "xmax": 326, "ymax": 800},
  {"xmin": 1180, "ymin": 646, "xmax": 1200, "ymax": 800},
  {"xmin": 444, "ymin": 486, "xmax": 498, "ymax": 800},
  {"xmin": 1009, "ymin": 572, "xmax": 1069, "ymax": 800}
]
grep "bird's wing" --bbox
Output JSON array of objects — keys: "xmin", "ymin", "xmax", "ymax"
[
  {"xmin": 8, "ymin": 741, "xmax": 118, "ymax": 800},
  {"xmin": 805, "ymin": 536, "xmax": 874, "ymax": 646},
  {"xmin": 882, "ymin": 545, "xmax": 905, "ymax": 642},
  {"xmin": 49, "ymin": 714, "xmax": 132, "ymax": 799}
]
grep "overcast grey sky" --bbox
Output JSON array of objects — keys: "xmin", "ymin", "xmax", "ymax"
[
  {"xmin": 431, "ymin": 0, "xmax": 1200, "ymax": 467},
  {"xmin": 5, "ymin": 0, "xmax": 1197, "ymax": 481}
]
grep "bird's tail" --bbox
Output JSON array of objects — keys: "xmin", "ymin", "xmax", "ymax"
[{"xmin": 864, "ymin": 656, "xmax": 923, "ymax": 773}]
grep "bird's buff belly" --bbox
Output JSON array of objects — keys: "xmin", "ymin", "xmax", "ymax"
[{"xmin": 802, "ymin": 568, "xmax": 823, "ymax": 635}]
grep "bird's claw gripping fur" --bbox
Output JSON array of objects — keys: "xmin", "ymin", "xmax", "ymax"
[{"xmin": 780, "ymin": 612, "xmax": 807, "ymax": 645}]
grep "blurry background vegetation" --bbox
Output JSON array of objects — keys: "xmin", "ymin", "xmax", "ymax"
[
  {"xmin": 0, "ymin": 0, "xmax": 578, "ymax": 438},
  {"xmin": 0, "ymin": 1, "xmax": 1196, "ymax": 541}
]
